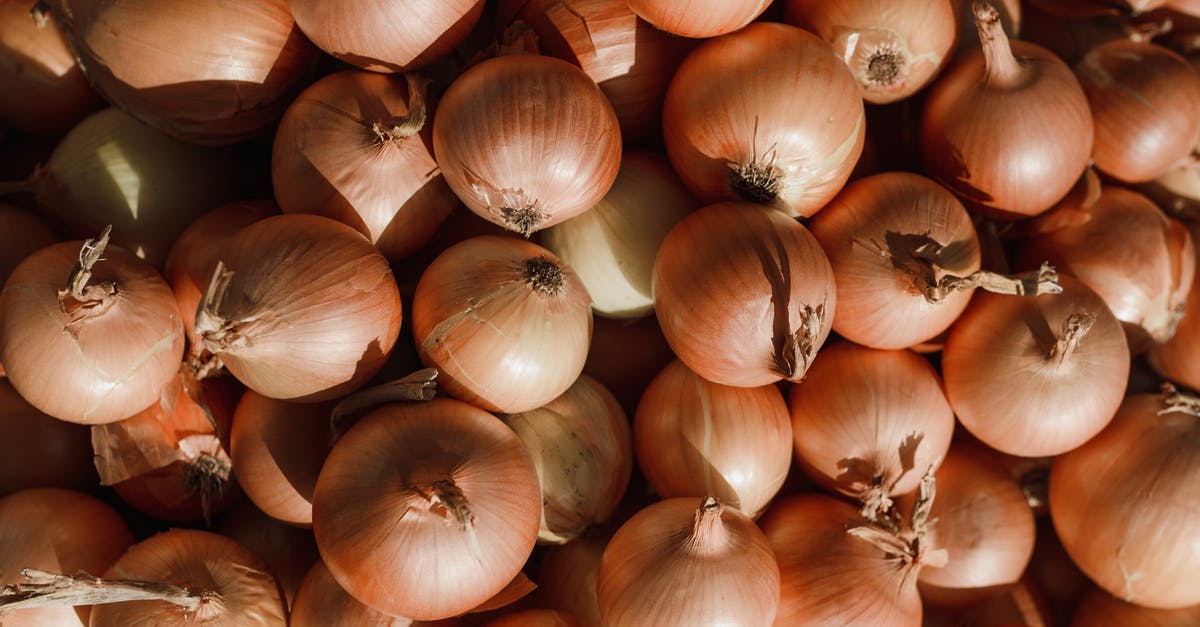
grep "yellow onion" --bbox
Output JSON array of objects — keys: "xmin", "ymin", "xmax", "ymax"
[
  {"xmin": 289, "ymin": 559, "xmax": 413, "ymax": 626},
  {"xmin": 624, "ymin": 0, "xmax": 772, "ymax": 38}
]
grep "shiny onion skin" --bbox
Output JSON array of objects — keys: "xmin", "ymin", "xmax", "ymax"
[
  {"xmin": 652, "ymin": 202, "xmax": 835, "ymax": 387},
  {"xmin": 312, "ymin": 398, "xmax": 541, "ymax": 620},
  {"xmin": 942, "ymin": 276, "xmax": 1130, "ymax": 457},
  {"xmin": 1076, "ymin": 40, "xmax": 1200, "ymax": 183},
  {"xmin": 596, "ymin": 497, "xmax": 780, "ymax": 626},
  {"xmin": 784, "ymin": 0, "xmax": 959, "ymax": 104},
  {"xmin": 1050, "ymin": 390, "xmax": 1200, "ymax": 609},
  {"xmin": 433, "ymin": 55, "xmax": 622, "ymax": 236},
  {"xmin": 625, "ymin": 0, "xmax": 771, "ymax": 38},
  {"xmin": 48, "ymin": 0, "xmax": 319, "ymax": 145},
  {"xmin": 1149, "ymin": 221, "xmax": 1200, "ymax": 389},
  {"xmin": 921, "ymin": 2, "xmax": 1094, "ymax": 218},
  {"xmin": 662, "ymin": 22, "xmax": 865, "ymax": 217},
  {"xmin": 288, "ymin": 0, "xmax": 484, "ymax": 73},
  {"xmin": 0, "ymin": 235, "xmax": 185, "ymax": 424},
  {"xmin": 88, "ymin": 529, "xmax": 286, "ymax": 626},
  {"xmin": 196, "ymin": 214, "xmax": 402, "ymax": 402},
  {"xmin": 412, "ymin": 236, "xmax": 592, "ymax": 413},
  {"xmin": 0, "ymin": 380, "xmax": 95, "ymax": 494},
  {"xmin": 787, "ymin": 342, "xmax": 955, "ymax": 510},
  {"xmin": 634, "ymin": 359, "xmax": 792, "ymax": 518},
  {"xmin": 216, "ymin": 502, "xmax": 319, "ymax": 610},
  {"xmin": 272, "ymin": 71, "xmax": 457, "ymax": 260},
  {"xmin": 290, "ymin": 560, "xmax": 411, "ymax": 627},
  {"xmin": 1071, "ymin": 586, "xmax": 1200, "ymax": 626}
]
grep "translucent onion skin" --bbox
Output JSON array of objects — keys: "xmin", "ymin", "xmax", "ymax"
[
  {"xmin": 0, "ymin": 488, "xmax": 133, "ymax": 627},
  {"xmin": 788, "ymin": 342, "xmax": 955, "ymax": 503},
  {"xmin": 808, "ymin": 172, "xmax": 982, "ymax": 349},
  {"xmin": 1149, "ymin": 221, "xmax": 1200, "ymax": 389},
  {"xmin": 0, "ymin": 241, "xmax": 185, "ymax": 424},
  {"xmin": 433, "ymin": 55, "xmax": 622, "ymax": 236},
  {"xmin": 290, "ymin": 560, "xmax": 411, "ymax": 627},
  {"xmin": 312, "ymin": 398, "xmax": 541, "ymax": 621},
  {"xmin": 653, "ymin": 202, "xmax": 836, "ymax": 387},
  {"xmin": 942, "ymin": 276, "xmax": 1130, "ymax": 457},
  {"xmin": 0, "ymin": 380, "xmax": 95, "ymax": 494},
  {"xmin": 1071, "ymin": 587, "xmax": 1200, "ymax": 626},
  {"xmin": 597, "ymin": 497, "xmax": 780, "ymax": 626},
  {"xmin": 634, "ymin": 359, "xmax": 792, "ymax": 518},
  {"xmin": 89, "ymin": 529, "xmax": 287, "ymax": 626},
  {"xmin": 199, "ymin": 214, "xmax": 402, "ymax": 402},
  {"xmin": 1050, "ymin": 392, "xmax": 1200, "ymax": 609},
  {"xmin": 662, "ymin": 22, "xmax": 865, "ymax": 217},
  {"xmin": 288, "ymin": 0, "xmax": 484, "ymax": 73},
  {"xmin": 49, "ymin": 0, "xmax": 319, "ymax": 145},
  {"xmin": 412, "ymin": 236, "xmax": 593, "ymax": 414},
  {"xmin": 624, "ymin": 0, "xmax": 772, "ymax": 38},
  {"xmin": 272, "ymin": 70, "xmax": 457, "ymax": 260}
]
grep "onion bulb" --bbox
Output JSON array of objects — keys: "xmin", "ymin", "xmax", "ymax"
[
  {"xmin": 597, "ymin": 497, "xmax": 780, "ymax": 626},
  {"xmin": 0, "ymin": 204, "xmax": 58, "ymax": 358},
  {"xmin": 216, "ymin": 502, "xmax": 319, "ymax": 611},
  {"xmin": 289, "ymin": 559, "xmax": 411, "ymax": 626},
  {"xmin": 536, "ymin": 532, "xmax": 608, "ymax": 626},
  {"xmin": 1149, "ymin": 221, "xmax": 1200, "ymax": 389},
  {"xmin": 1071, "ymin": 586, "xmax": 1200, "ymax": 626},
  {"xmin": 653, "ymin": 202, "xmax": 835, "ymax": 387},
  {"xmin": 624, "ymin": 0, "xmax": 771, "ymax": 38},
  {"xmin": 0, "ymin": 380, "xmax": 94, "ymax": 494},
  {"xmin": 433, "ymin": 54, "xmax": 621, "ymax": 236},
  {"xmin": 662, "ymin": 22, "xmax": 865, "ymax": 217}
]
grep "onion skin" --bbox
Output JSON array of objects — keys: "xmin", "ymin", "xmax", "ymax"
[
  {"xmin": 653, "ymin": 202, "xmax": 836, "ymax": 387},
  {"xmin": 290, "ymin": 559, "xmax": 412, "ymax": 626},
  {"xmin": 583, "ymin": 315, "xmax": 675, "ymax": 415},
  {"xmin": 216, "ymin": 502, "xmax": 319, "ymax": 611},
  {"xmin": 1050, "ymin": 391, "xmax": 1200, "ymax": 609},
  {"xmin": 433, "ymin": 54, "xmax": 622, "ymax": 236},
  {"xmin": 0, "ymin": 380, "xmax": 95, "ymax": 494},
  {"xmin": 1071, "ymin": 587, "xmax": 1200, "ymax": 626},
  {"xmin": 1149, "ymin": 221, "xmax": 1200, "ymax": 388},
  {"xmin": 536, "ymin": 532, "xmax": 608, "ymax": 626},
  {"xmin": 624, "ymin": 0, "xmax": 772, "ymax": 38},
  {"xmin": 662, "ymin": 22, "xmax": 865, "ymax": 217}
]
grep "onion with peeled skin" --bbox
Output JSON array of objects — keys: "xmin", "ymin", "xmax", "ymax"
[{"xmin": 624, "ymin": 0, "xmax": 771, "ymax": 38}]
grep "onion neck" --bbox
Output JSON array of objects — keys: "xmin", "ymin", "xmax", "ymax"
[
  {"xmin": 416, "ymin": 479, "xmax": 475, "ymax": 532},
  {"xmin": 684, "ymin": 497, "xmax": 729, "ymax": 556},
  {"xmin": 0, "ymin": 569, "xmax": 222, "ymax": 617},
  {"xmin": 370, "ymin": 73, "xmax": 428, "ymax": 143},
  {"xmin": 974, "ymin": 1, "xmax": 1024, "ymax": 88},
  {"xmin": 1158, "ymin": 383, "xmax": 1200, "ymax": 417},
  {"xmin": 770, "ymin": 303, "xmax": 825, "ymax": 382},
  {"xmin": 523, "ymin": 256, "xmax": 566, "ymax": 295},
  {"xmin": 923, "ymin": 261, "xmax": 1062, "ymax": 303},
  {"xmin": 184, "ymin": 452, "xmax": 232, "ymax": 527},
  {"xmin": 846, "ymin": 467, "xmax": 947, "ymax": 582},
  {"xmin": 196, "ymin": 261, "xmax": 242, "ymax": 357},
  {"xmin": 1047, "ymin": 312, "xmax": 1097, "ymax": 366},
  {"xmin": 58, "ymin": 225, "xmax": 118, "ymax": 320}
]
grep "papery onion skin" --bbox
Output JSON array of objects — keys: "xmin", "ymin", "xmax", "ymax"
[
  {"xmin": 216, "ymin": 502, "xmax": 320, "ymax": 611},
  {"xmin": 634, "ymin": 359, "xmax": 792, "ymax": 518},
  {"xmin": 1149, "ymin": 221, "xmax": 1200, "ymax": 388},
  {"xmin": 272, "ymin": 70, "xmax": 456, "ymax": 260},
  {"xmin": 624, "ymin": 0, "xmax": 772, "ymax": 38},
  {"xmin": 653, "ymin": 202, "xmax": 836, "ymax": 387},
  {"xmin": 200, "ymin": 214, "xmax": 402, "ymax": 402},
  {"xmin": 312, "ymin": 398, "xmax": 541, "ymax": 621},
  {"xmin": 412, "ymin": 236, "xmax": 592, "ymax": 413},
  {"xmin": 597, "ymin": 497, "xmax": 780, "ymax": 626},
  {"xmin": 1071, "ymin": 586, "xmax": 1200, "ymax": 626},
  {"xmin": 433, "ymin": 54, "xmax": 621, "ymax": 236},
  {"xmin": 662, "ymin": 22, "xmax": 865, "ymax": 217},
  {"xmin": 49, "ymin": 0, "xmax": 319, "ymax": 145},
  {"xmin": 289, "ymin": 559, "xmax": 410, "ymax": 626},
  {"xmin": 0, "ymin": 380, "xmax": 95, "ymax": 494},
  {"xmin": 1050, "ymin": 392, "xmax": 1200, "ymax": 609}
]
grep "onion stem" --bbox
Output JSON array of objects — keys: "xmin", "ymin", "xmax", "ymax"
[
  {"xmin": 923, "ymin": 261, "xmax": 1062, "ymax": 303},
  {"xmin": 417, "ymin": 480, "xmax": 475, "ymax": 531},
  {"xmin": 57, "ymin": 226, "xmax": 118, "ymax": 318},
  {"xmin": 846, "ymin": 466, "xmax": 947, "ymax": 580},
  {"xmin": 330, "ymin": 368, "xmax": 438, "ymax": 442},
  {"xmin": 183, "ymin": 452, "xmax": 232, "ymax": 527},
  {"xmin": 973, "ymin": 1, "xmax": 1022, "ymax": 87},
  {"xmin": 196, "ymin": 261, "xmax": 237, "ymax": 355},
  {"xmin": 684, "ymin": 497, "xmax": 729, "ymax": 555},
  {"xmin": 371, "ymin": 73, "xmax": 429, "ymax": 142},
  {"xmin": 771, "ymin": 303, "xmax": 825, "ymax": 382},
  {"xmin": 1048, "ymin": 312, "xmax": 1098, "ymax": 365},
  {"xmin": 1157, "ymin": 382, "xmax": 1200, "ymax": 417},
  {"xmin": 0, "ymin": 569, "xmax": 218, "ymax": 614}
]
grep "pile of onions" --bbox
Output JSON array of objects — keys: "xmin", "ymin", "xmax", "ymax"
[
  {"xmin": 784, "ymin": 0, "xmax": 959, "ymax": 104},
  {"xmin": 1050, "ymin": 388, "xmax": 1200, "ymax": 609},
  {"xmin": 633, "ymin": 359, "xmax": 792, "ymax": 518},
  {"xmin": 1071, "ymin": 586, "xmax": 1200, "ymax": 626},
  {"xmin": 787, "ymin": 342, "xmax": 955, "ymax": 514},
  {"xmin": 0, "ymin": 228, "xmax": 185, "ymax": 424},
  {"xmin": 624, "ymin": 0, "xmax": 771, "ymax": 38},
  {"xmin": 288, "ymin": 0, "xmax": 484, "ymax": 72},
  {"xmin": 216, "ymin": 502, "xmax": 319, "ymax": 610},
  {"xmin": 0, "ymin": 380, "xmax": 94, "ymax": 494},
  {"xmin": 942, "ymin": 275, "xmax": 1130, "ymax": 457},
  {"xmin": 1149, "ymin": 221, "xmax": 1200, "ymax": 388},
  {"xmin": 921, "ymin": 1, "xmax": 1093, "ymax": 218},
  {"xmin": 597, "ymin": 496, "xmax": 780, "ymax": 626},
  {"xmin": 272, "ymin": 71, "xmax": 457, "ymax": 260},
  {"xmin": 312, "ymin": 398, "xmax": 541, "ymax": 620},
  {"xmin": 652, "ymin": 202, "xmax": 835, "ymax": 387},
  {"xmin": 412, "ymin": 236, "xmax": 592, "ymax": 413},
  {"xmin": 195, "ymin": 214, "xmax": 402, "ymax": 402},
  {"xmin": 541, "ymin": 151, "xmax": 696, "ymax": 318},
  {"xmin": 47, "ymin": 0, "xmax": 319, "ymax": 145},
  {"xmin": 662, "ymin": 22, "xmax": 864, "ymax": 217},
  {"xmin": 432, "ymin": 54, "xmax": 621, "ymax": 236}
]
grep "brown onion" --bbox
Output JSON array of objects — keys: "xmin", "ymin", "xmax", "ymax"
[
  {"xmin": 0, "ymin": 380, "xmax": 94, "ymax": 494},
  {"xmin": 433, "ymin": 54, "xmax": 621, "ymax": 236},
  {"xmin": 536, "ymin": 532, "xmax": 608, "ymax": 626},
  {"xmin": 662, "ymin": 22, "xmax": 865, "ymax": 217},
  {"xmin": 1149, "ymin": 221, "xmax": 1200, "ymax": 388},
  {"xmin": 624, "ymin": 0, "xmax": 771, "ymax": 38},
  {"xmin": 216, "ymin": 502, "xmax": 319, "ymax": 610},
  {"xmin": 1140, "ymin": 156, "xmax": 1200, "ymax": 220},
  {"xmin": 1072, "ymin": 586, "xmax": 1200, "ymax": 626},
  {"xmin": 653, "ymin": 202, "xmax": 835, "ymax": 387},
  {"xmin": 290, "ymin": 559, "xmax": 412, "ymax": 626}
]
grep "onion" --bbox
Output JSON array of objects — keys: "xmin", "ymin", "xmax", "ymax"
[
  {"xmin": 1149, "ymin": 222, "xmax": 1200, "ymax": 388},
  {"xmin": 788, "ymin": 341, "xmax": 955, "ymax": 513},
  {"xmin": 921, "ymin": 2, "xmax": 1094, "ymax": 218},
  {"xmin": 942, "ymin": 275, "xmax": 1130, "ymax": 457},
  {"xmin": 501, "ymin": 375, "xmax": 632, "ymax": 544},
  {"xmin": 653, "ymin": 202, "xmax": 835, "ymax": 387},
  {"xmin": 48, "ymin": 0, "xmax": 319, "ymax": 145},
  {"xmin": 412, "ymin": 235, "xmax": 592, "ymax": 413},
  {"xmin": 0, "ymin": 380, "xmax": 94, "ymax": 494},
  {"xmin": 432, "ymin": 54, "xmax": 621, "ymax": 236},
  {"xmin": 0, "ymin": 1, "xmax": 102, "ymax": 135},
  {"xmin": 1028, "ymin": 517, "xmax": 1091, "ymax": 625},
  {"xmin": 541, "ymin": 151, "xmax": 696, "ymax": 319},
  {"xmin": 597, "ymin": 497, "xmax": 780, "ymax": 626},
  {"xmin": 196, "ymin": 214, "xmax": 403, "ymax": 402},
  {"xmin": 216, "ymin": 502, "xmax": 319, "ymax": 611},
  {"xmin": 634, "ymin": 359, "xmax": 791, "ymax": 518},
  {"xmin": 923, "ymin": 576, "xmax": 1054, "ymax": 627},
  {"xmin": 484, "ymin": 610, "xmax": 586, "ymax": 626},
  {"xmin": 288, "ymin": 0, "xmax": 484, "ymax": 73},
  {"xmin": 272, "ymin": 71, "xmax": 457, "ymax": 260},
  {"xmin": 809, "ymin": 171, "xmax": 1061, "ymax": 349},
  {"xmin": 0, "ymin": 228, "xmax": 185, "ymax": 424},
  {"xmin": 536, "ymin": 532, "xmax": 608, "ymax": 626},
  {"xmin": 583, "ymin": 315, "xmax": 675, "ymax": 414},
  {"xmin": 624, "ymin": 0, "xmax": 771, "ymax": 38},
  {"xmin": 312, "ymin": 398, "xmax": 541, "ymax": 620},
  {"xmin": 1050, "ymin": 387, "xmax": 1200, "ymax": 609},
  {"xmin": 290, "ymin": 559, "xmax": 412, "ymax": 626},
  {"xmin": 662, "ymin": 22, "xmax": 865, "ymax": 217},
  {"xmin": 784, "ymin": 0, "xmax": 959, "ymax": 104},
  {"xmin": 953, "ymin": 0, "xmax": 1020, "ymax": 48},
  {"xmin": 0, "ymin": 205, "xmax": 58, "ymax": 359},
  {"xmin": 1072, "ymin": 587, "xmax": 1200, "ymax": 626},
  {"xmin": 1140, "ymin": 156, "xmax": 1200, "ymax": 220}
]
